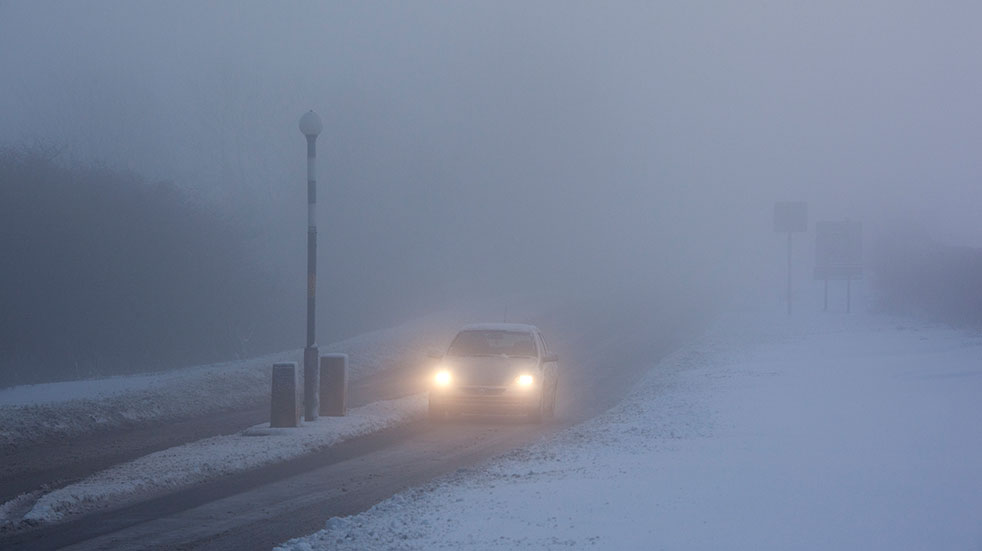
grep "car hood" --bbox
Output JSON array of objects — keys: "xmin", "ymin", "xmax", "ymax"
[{"xmin": 445, "ymin": 355, "xmax": 539, "ymax": 386}]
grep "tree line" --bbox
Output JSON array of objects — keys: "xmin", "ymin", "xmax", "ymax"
[
  {"xmin": 0, "ymin": 145, "xmax": 297, "ymax": 387},
  {"xmin": 872, "ymin": 226, "xmax": 982, "ymax": 327}
]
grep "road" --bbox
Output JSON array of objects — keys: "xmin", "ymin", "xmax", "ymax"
[
  {"xmin": 1, "ymin": 301, "xmax": 708, "ymax": 550},
  {"xmin": 0, "ymin": 363, "xmax": 423, "ymax": 505}
]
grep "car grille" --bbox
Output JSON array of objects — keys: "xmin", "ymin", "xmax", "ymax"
[{"xmin": 458, "ymin": 386, "xmax": 507, "ymax": 396}]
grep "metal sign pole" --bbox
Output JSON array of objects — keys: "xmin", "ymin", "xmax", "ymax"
[
  {"xmin": 846, "ymin": 276, "xmax": 852, "ymax": 313},
  {"xmin": 824, "ymin": 278, "xmax": 829, "ymax": 311},
  {"xmin": 787, "ymin": 231, "xmax": 792, "ymax": 315}
]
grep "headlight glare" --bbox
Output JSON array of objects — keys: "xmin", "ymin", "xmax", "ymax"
[
  {"xmin": 434, "ymin": 369, "xmax": 452, "ymax": 386},
  {"xmin": 516, "ymin": 374, "xmax": 534, "ymax": 386}
]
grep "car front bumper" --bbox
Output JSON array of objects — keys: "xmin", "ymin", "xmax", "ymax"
[{"xmin": 429, "ymin": 385, "xmax": 540, "ymax": 413}]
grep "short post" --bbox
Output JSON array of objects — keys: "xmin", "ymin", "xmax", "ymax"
[
  {"xmin": 320, "ymin": 354, "xmax": 348, "ymax": 416},
  {"xmin": 270, "ymin": 362, "xmax": 299, "ymax": 428}
]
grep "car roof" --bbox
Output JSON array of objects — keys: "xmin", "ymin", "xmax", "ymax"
[{"xmin": 458, "ymin": 323, "xmax": 539, "ymax": 334}]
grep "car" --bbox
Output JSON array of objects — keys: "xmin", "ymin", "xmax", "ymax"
[{"xmin": 427, "ymin": 323, "xmax": 559, "ymax": 422}]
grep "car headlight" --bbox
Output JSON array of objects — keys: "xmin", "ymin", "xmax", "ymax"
[
  {"xmin": 516, "ymin": 374, "xmax": 534, "ymax": 387},
  {"xmin": 434, "ymin": 369, "xmax": 453, "ymax": 387}
]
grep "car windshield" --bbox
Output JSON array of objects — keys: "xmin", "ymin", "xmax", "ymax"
[{"xmin": 447, "ymin": 330, "xmax": 537, "ymax": 358}]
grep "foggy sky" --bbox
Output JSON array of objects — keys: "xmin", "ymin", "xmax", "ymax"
[{"xmin": 2, "ymin": 1, "xmax": 981, "ymax": 339}]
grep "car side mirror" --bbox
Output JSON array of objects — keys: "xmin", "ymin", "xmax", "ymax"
[
  {"xmin": 426, "ymin": 349, "xmax": 443, "ymax": 360},
  {"xmin": 542, "ymin": 353, "xmax": 558, "ymax": 363}
]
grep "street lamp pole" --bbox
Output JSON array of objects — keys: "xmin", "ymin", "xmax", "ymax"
[{"xmin": 299, "ymin": 110, "xmax": 322, "ymax": 422}]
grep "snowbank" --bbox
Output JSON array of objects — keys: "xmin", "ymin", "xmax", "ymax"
[
  {"xmin": 1, "ymin": 394, "xmax": 425, "ymax": 527},
  {"xmin": 277, "ymin": 299, "xmax": 982, "ymax": 550},
  {"xmin": 0, "ymin": 317, "xmax": 451, "ymax": 448}
]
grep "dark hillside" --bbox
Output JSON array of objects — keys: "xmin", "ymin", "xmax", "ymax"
[{"xmin": 0, "ymin": 146, "xmax": 295, "ymax": 387}]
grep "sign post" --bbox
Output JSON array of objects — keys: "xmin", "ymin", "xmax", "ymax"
[
  {"xmin": 814, "ymin": 220, "xmax": 863, "ymax": 312},
  {"xmin": 773, "ymin": 202, "xmax": 808, "ymax": 315}
]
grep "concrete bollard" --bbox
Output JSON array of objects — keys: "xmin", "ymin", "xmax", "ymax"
[
  {"xmin": 270, "ymin": 362, "xmax": 299, "ymax": 428},
  {"xmin": 303, "ymin": 347, "xmax": 319, "ymax": 422},
  {"xmin": 319, "ymin": 354, "xmax": 348, "ymax": 416}
]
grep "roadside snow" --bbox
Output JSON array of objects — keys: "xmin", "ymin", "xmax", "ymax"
[
  {"xmin": 277, "ymin": 294, "xmax": 982, "ymax": 550},
  {"xmin": 0, "ymin": 394, "xmax": 425, "ymax": 527},
  {"xmin": 0, "ymin": 316, "xmax": 452, "ymax": 448}
]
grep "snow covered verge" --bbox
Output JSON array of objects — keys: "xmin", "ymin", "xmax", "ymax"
[
  {"xmin": 0, "ymin": 394, "xmax": 426, "ymax": 530},
  {"xmin": 0, "ymin": 316, "xmax": 451, "ymax": 449},
  {"xmin": 277, "ymin": 301, "xmax": 982, "ymax": 550}
]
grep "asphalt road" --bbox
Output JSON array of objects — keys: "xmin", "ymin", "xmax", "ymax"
[
  {"xmin": 0, "ymin": 363, "xmax": 422, "ymax": 504},
  {"xmin": 2, "ymin": 301, "xmax": 707, "ymax": 550}
]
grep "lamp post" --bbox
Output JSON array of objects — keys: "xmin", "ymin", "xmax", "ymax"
[{"xmin": 299, "ymin": 110, "xmax": 322, "ymax": 422}]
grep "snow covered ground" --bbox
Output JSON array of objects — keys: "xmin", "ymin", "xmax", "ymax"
[
  {"xmin": 0, "ymin": 314, "xmax": 455, "ymax": 448},
  {"xmin": 0, "ymin": 301, "xmax": 542, "ymax": 531},
  {"xmin": 0, "ymin": 394, "xmax": 425, "ymax": 528},
  {"xmin": 277, "ymin": 288, "xmax": 982, "ymax": 550}
]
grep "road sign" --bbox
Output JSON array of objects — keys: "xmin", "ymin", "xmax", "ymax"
[
  {"xmin": 773, "ymin": 202, "xmax": 807, "ymax": 233},
  {"xmin": 814, "ymin": 221, "xmax": 862, "ymax": 280}
]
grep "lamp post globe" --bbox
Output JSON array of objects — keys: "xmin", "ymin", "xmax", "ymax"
[
  {"xmin": 300, "ymin": 109, "xmax": 322, "ymax": 421},
  {"xmin": 299, "ymin": 110, "xmax": 322, "ymax": 137}
]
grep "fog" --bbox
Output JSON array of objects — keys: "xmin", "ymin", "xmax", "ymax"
[{"xmin": 3, "ymin": 1, "xmax": 981, "ymax": 347}]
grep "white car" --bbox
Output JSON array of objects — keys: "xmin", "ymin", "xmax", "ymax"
[{"xmin": 428, "ymin": 323, "xmax": 559, "ymax": 422}]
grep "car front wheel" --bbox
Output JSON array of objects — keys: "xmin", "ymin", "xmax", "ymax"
[
  {"xmin": 527, "ymin": 390, "xmax": 545, "ymax": 423},
  {"xmin": 544, "ymin": 379, "xmax": 558, "ymax": 420},
  {"xmin": 428, "ymin": 398, "xmax": 448, "ymax": 421}
]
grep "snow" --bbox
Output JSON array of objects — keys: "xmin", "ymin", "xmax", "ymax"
[
  {"xmin": 277, "ymin": 288, "xmax": 982, "ymax": 550},
  {"xmin": 0, "ymin": 303, "xmax": 541, "ymax": 530},
  {"xmin": 0, "ymin": 315, "xmax": 454, "ymax": 448},
  {"xmin": 0, "ymin": 394, "xmax": 426, "ymax": 527}
]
